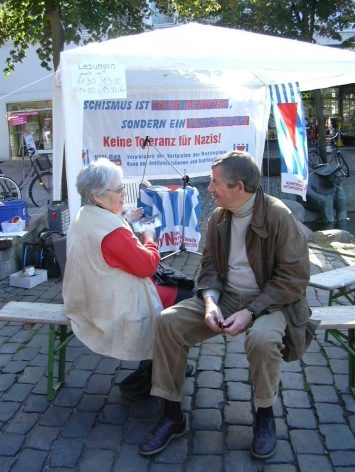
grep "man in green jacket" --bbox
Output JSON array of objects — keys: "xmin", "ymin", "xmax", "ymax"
[{"xmin": 139, "ymin": 151, "xmax": 318, "ymax": 459}]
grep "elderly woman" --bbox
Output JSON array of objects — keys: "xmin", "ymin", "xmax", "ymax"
[{"xmin": 63, "ymin": 158, "xmax": 191, "ymax": 362}]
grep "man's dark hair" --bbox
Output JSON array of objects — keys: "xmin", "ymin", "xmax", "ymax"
[{"xmin": 211, "ymin": 151, "xmax": 260, "ymax": 193}]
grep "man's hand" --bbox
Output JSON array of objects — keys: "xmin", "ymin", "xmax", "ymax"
[
  {"xmin": 204, "ymin": 296, "xmax": 224, "ymax": 332},
  {"xmin": 222, "ymin": 308, "xmax": 253, "ymax": 337}
]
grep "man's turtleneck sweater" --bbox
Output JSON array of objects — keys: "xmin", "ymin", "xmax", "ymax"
[{"xmin": 225, "ymin": 193, "xmax": 260, "ymax": 293}]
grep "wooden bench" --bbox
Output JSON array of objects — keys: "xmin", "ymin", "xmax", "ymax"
[
  {"xmin": 0, "ymin": 302, "xmax": 354, "ymax": 398},
  {"xmin": 311, "ymin": 305, "xmax": 355, "ymax": 395},
  {"xmin": 0, "ymin": 301, "xmax": 73, "ymax": 400},
  {"xmin": 309, "ymin": 265, "xmax": 355, "ymax": 306}
]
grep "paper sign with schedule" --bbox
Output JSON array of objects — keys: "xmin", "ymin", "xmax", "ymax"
[{"xmin": 71, "ymin": 59, "xmax": 127, "ymax": 100}]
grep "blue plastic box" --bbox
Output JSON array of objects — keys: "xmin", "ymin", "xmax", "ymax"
[{"xmin": 0, "ymin": 200, "xmax": 29, "ymax": 226}]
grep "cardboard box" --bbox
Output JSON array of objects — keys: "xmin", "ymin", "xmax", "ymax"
[{"xmin": 10, "ymin": 269, "xmax": 47, "ymax": 289}]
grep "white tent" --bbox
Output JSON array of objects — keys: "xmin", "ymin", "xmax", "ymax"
[{"xmin": 53, "ymin": 22, "xmax": 355, "ymax": 218}]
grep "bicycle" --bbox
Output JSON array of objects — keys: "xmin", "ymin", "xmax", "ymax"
[
  {"xmin": 308, "ymin": 136, "xmax": 350, "ymax": 177},
  {"xmin": 0, "ymin": 148, "xmax": 53, "ymax": 207}
]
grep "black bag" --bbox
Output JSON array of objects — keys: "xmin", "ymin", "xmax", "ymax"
[
  {"xmin": 154, "ymin": 262, "xmax": 195, "ymax": 290},
  {"xmin": 38, "ymin": 230, "xmax": 65, "ymax": 277}
]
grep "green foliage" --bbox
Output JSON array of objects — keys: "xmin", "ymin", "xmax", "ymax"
[
  {"xmin": 207, "ymin": 0, "xmax": 355, "ymax": 45},
  {"xmin": 0, "ymin": 0, "xmax": 220, "ymax": 75}
]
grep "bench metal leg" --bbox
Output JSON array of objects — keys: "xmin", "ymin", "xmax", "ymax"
[
  {"xmin": 327, "ymin": 328, "xmax": 355, "ymax": 396},
  {"xmin": 47, "ymin": 324, "xmax": 74, "ymax": 401}
]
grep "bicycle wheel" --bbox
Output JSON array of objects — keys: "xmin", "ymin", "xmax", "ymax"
[
  {"xmin": 308, "ymin": 152, "xmax": 322, "ymax": 171},
  {"xmin": 29, "ymin": 171, "xmax": 53, "ymax": 207},
  {"xmin": 335, "ymin": 152, "xmax": 350, "ymax": 177},
  {"xmin": 0, "ymin": 176, "xmax": 22, "ymax": 201}
]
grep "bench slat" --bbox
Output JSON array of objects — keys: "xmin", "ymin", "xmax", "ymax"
[
  {"xmin": 0, "ymin": 301, "xmax": 69, "ymax": 325},
  {"xmin": 309, "ymin": 265, "xmax": 355, "ymax": 290},
  {"xmin": 311, "ymin": 305, "xmax": 355, "ymax": 329}
]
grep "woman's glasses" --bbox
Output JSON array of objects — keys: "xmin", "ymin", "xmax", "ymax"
[{"xmin": 106, "ymin": 184, "xmax": 125, "ymax": 194}]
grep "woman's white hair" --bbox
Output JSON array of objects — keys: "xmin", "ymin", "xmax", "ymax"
[{"xmin": 76, "ymin": 158, "xmax": 123, "ymax": 205}]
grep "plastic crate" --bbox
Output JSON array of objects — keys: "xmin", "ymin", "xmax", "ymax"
[
  {"xmin": 262, "ymin": 157, "xmax": 281, "ymax": 177},
  {"xmin": 35, "ymin": 154, "xmax": 52, "ymax": 171},
  {"xmin": 0, "ymin": 200, "xmax": 29, "ymax": 226}
]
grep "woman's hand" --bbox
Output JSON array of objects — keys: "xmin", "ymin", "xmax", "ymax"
[
  {"xmin": 124, "ymin": 207, "xmax": 144, "ymax": 223},
  {"xmin": 143, "ymin": 228, "xmax": 156, "ymax": 243}
]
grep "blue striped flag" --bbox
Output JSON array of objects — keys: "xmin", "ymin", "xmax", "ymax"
[
  {"xmin": 269, "ymin": 82, "xmax": 308, "ymax": 200},
  {"xmin": 138, "ymin": 187, "xmax": 201, "ymax": 253}
]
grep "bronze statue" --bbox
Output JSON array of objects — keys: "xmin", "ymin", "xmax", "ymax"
[{"xmin": 297, "ymin": 164, "xmax": 347, "ymax": 223}]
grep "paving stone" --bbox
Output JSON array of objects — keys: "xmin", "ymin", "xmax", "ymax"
[
  {"xmin": 53, "ymin": 388, "xmax": 83, "ymax": 408},
  {"xmin": 86, "ymin": 424, "xmax": 123, "ymax": 449},
  {"xmin": 3, "ymin": 383, "xmax": 33, "ymax": 402},
  {"xmin": 289, "ymin": 430, "xmax": 325, "ymax": 454},
  {"xmin": 13, "ymin": 347, "xmax": 39, "ymax": 361},
  {"xmin": 0, "ymin": 373, "xmax": 16, "ymax": 392},
  {"xmin": 64, "ymin": 369, "xmax": 91, "ymax": 388},
  {"xmin": 329, "ymin": 358, "xmax": 348, "ymax": 375},
  {"xmin": 187, "ymin": 346, "xmax": 200, "ymax": 359},
  {"xmin": 75, "ymin": 354, "xmax": 101, "ymax": 370},
  {"xmin": 25, "ymin": 425, "xmax": 60, "ymax": 450},
  {"xmin": 153, "ymin": 436, "xmax": 188, "ymax": 464},
  {"xmin": 183, "ymin": 376, "xmax": 195, "ymax": 395},
  {"xmin": 3, "ymin": 411, "xmax": 39, "ymax": 434},
  {"xmin": 79, "ymin": 449, "xmax": 115, "ymax": 472},
  {"xmin": 11, "ymin": 449, "xmax": 48, "ymax": 472},
  {"xmin": 0, "ymin": 401, "xmax": 21, "ymax": 421},
  {"xmin": 196, "ymin": 371, "xmax": 223, "ymax": 388},
  {"xmin": 0, "ymin": 432, "xmax": 26, "ymax": 455},
  {"xmin": 113, "ymin": 444, "xmax": 149, "ymax": 472},
  {"xmin": 23, "ymin": 395, "xmax": 50, "ymax": 414},
  {"xmin": 192, "ymin": 431, "xmax": 224, "ymax": 454},
  {"xmin": 330, "ymin": 450, "xmax": 355, "ymax": 467},
  {"xmin": 2, "ymin": 361, "xmax": 28, "ymax": 374},
  {"xmin": 99, "ymin": 403, "xmax": 129, "ymax": 425},
  {"xmin": 85, "ymin": 374, "xmax": 112, "ymax": 394},
  {"xmin": 297, "ymin": 454, "xmax": 333, "ymax": 472},
  {"xmin": 342, "ymin": 394, "xmax": 355, "ymax": 413},
  {"xmin": 124, "ymin": 419, "xmax": 155, "ymax": 444},
  {"xmin": 226, "ymin": 425, "xmax": 253, "ymax": 450},
  {"xmin": 286, "ymin": 408, "xmax": 317, "ymax": 429},
  {"xmin": 281, "ymin": 360, "xmax": 302, "ymax": 372},
  {"xmin": 264, "ymin": 466, "xmax": 296, "ymax": 472},
  {"xmin": 200, "ymin": 343, "xmax": 225, "ymax": 356},
  {"xmin": 315, "ymin": 403, "xmax": 346, "ymax": 424},
  {"xmin": 95, "ymin": 357, "xmax": 121, "ymax": 374},
  {"xmin": 39, "ymin": 406, "xmax": 72, "ymax": 427},
  {"xmin": 0, "ymin": 456, "xmax": 16, "ymax": 472},
  {"xmin": 0, "ymin": 353, "xmax": 12, "ymax": 366},
  {"xmin": 323, "ymin": 345, "xmax": 348, "ymax": 359},
  {"xmin": 281, "ymin": 390, "xmax": 311, "ymax": 408},
  {"xmin": 224, "ymin": 401, "xmax": 253, "ymax": 425},
  {"xmin": 226, "ymin": 339, "xmax": 245, "ymax": 353},
  {"xmin": 190, "ymin": 409, "xmax": 222, "ymax": 431},
  {"xmin": 302, "ymin": 352, "xmax": 328, "ymax": 366},
  {"xmin": 263, "ymin": 439, "xmax": 294, "ymax": 464},
  {"xmin": 185, "ymin": 455, "xmax": 223, "ymax": 472},
  {"xmin": 226, "ymin": 382, "xmax": 252, "ymax": 401},
  {"xmin": 62, "ymin": 411, "xmax": 97, "ymax": 438},
  {"xmin": 0, "ymin": 343, "xmax": 23, "ymax": 354},
  {"xmin": 197, "ymin": 355, "xmax": 222, "ymax": 371},
  {"xmin": 224, "ymin": 368, "xmax": 249, "ymax": 382},
  {"xmin": 275, "ymin": 417, "xmax": 289, "ymax": 440},
  {"xmin": 310, "ymin": 385, "xmax": 339, "ymax": 403},
  {"xmin": 17, "ymin": 366, "xmax": 45, "ymax": 384},
  {"xmin": 224, "ymin": 353, "xmax": 249, "ymax": 369},
  {"xmin": 333, "ymin": 374, "xmax": 349, "ymax": 393},
  {"xmin": 280, "ymin": 372, "xmax": 305, "ymax": 390},
  {"xmin": 195, "ymin": 388, "xmax": 224, "ymax": 408},
  {"xmin": 130, "ymin": 397, "xmax": 163, "ymax": 420},
  {"xmin": 319, "ymin": 424, "xmax": 355, "ymax": 450},
  {"xmin": 304, "ymin": 365, "xmax": 334, "ymax": 385},
  {"xmin": 50, "ymin": 438, "xmax": 85, "ymax": 468},
  {"xmin": 224, "ymin": 450, "xmax": 260, "ymax": 472},
  {"xmin": 30, "ymin": 354, "xmax": 49, "ymax": 367}
]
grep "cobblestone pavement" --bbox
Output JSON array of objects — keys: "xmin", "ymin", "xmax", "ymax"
[{"xmin": 1, "ymin": 159, "xmax": 355, "ymax": 471}]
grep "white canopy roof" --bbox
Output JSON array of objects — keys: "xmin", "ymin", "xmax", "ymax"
[{"xmin": 54, "ymin": 23, "xmax": 355, "ymax": 217}]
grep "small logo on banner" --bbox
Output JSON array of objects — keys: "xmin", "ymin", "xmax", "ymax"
[
  {"xmin": 234, "ymin": 144, "xmax": 249, "ymax": 152},
  {"xmin": 82, "ymin": 150, "xmax": 90, "ymax": 166}
]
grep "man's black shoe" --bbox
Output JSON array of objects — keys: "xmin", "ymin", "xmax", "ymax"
[
  {"xmin": 139, "ymin": 415, "xmax": 187, "ymax": 455},
  {"xmin": 250, "ymin": 416, "xmax": 277, "ymax": 459}
]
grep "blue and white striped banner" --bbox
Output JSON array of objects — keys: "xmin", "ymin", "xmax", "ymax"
[
  {"xmin": 138, "ymin": 187, "xmax": 201, "ymax": 253},
  {"xmin": 269, "ymin": 82, "xmax": 308, "ymax": 201}
]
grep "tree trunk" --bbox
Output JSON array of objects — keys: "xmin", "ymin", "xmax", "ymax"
[{"xmin": 313, "ymin": 89, "xmax": 327, "ymax": 163}]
